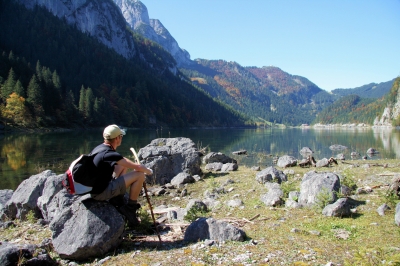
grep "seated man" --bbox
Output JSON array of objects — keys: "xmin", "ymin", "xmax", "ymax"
[{"xmin": 90, "ymin": 124, "xmax": 153, "ymax": 226}]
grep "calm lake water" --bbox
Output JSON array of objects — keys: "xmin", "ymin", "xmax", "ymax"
[{"xmin": 1, "ymin": 127, "xmax": 399, "ymax": 190}]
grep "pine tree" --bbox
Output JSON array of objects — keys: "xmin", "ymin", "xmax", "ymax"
[
  {"xmin": 78, "ymin": 85, "xmax": 86, "ymax": 116},
  {"xmin": 85, "ymin": 87, "xmax": 94, "ymax": 123},
  {"xmin": 26, "ymin": 74, "xmax": 44, "ymax": 123},
  {"xmin": 2, "ymin": 68, "xmax": 17, "ymax": 99},
  {"xmin": 35, "ymin": 61, "xmax": 42, "ymax": 82},
  {"xmin": 52, "ymin": 70, "xmax": 61, "ymax": 91},
  {"xmin": 65, "ymin": 90, "xmax": 80, "ymax": 124},
  {"xmin": 14, "ymin": 80, "xmax": 25, "ymax": 97}
]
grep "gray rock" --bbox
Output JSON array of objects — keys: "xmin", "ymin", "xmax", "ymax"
[
  {"xmin": 255, "ymin": 166, "xmax": 287, "ymax": 184},
  {"xmin": 205, "ymin": 162, "xmax": 223, "ymax": 171},
  {"xmin": 184, "ymin": 217, "xmax": 246, "ymax": 242},
  {"xmin": 5, "ymin": 170, "xmax": 55, "ymax": 220},
  {"xmin": 193, "ymin": 175, "xmax": 202, "ymax": 181},
  {"xmin": 170, "ymin": 172, "xmax": 195, "ymax": 186},
  {"xmin": 288, "ymin": 191, "xmax": 300, "ymax": 201},
  {"xmin": 340, "ymin": 185, "xmax": 352, "ymax": 197},
  {"xmin": 367, "ymin": 148, "xmax": 378, "ymax": 154},
  {"xmin": 0, "ymin": 242, "xmax": 36, "ymax": 266},
  {"xmin": 202, "ymin": 152, "xmax": 237, "ymax": 164},
  {"xmin": 298, "ymin": 171, "xmax": 341, "ymax": 207},
  {"xmin": 336, "ymin": 153, "xmax": 345, "ymax": 160},
  {"xmin": 202, "ymin": 198, "xmax": 220, "ymax": 210},
  {"xmin": 226, "ymin": 199, "xmax": 244, "ymax": 208},
  {"xmin": 285, "ymin": 198, "xmax": 301, "ymax": 208},
  {"xmin": 395, "ymin": 202, "xmax": 400, "ymax": 226},
  {"xmin": 0, "ymin": 189, "xmax": 13, "ymax": 220},
  {"xmin": 316, "ymin": 158, "xmax": 330, "ymax": 167},
  {"xmin": 0, "ymin": 221, "xmax": 15, "ymax": 229},
  {"xmin": 37, "ymin": 174, "xmax": 65, "ymax": 223},
  {"xmin": 138, "ymin": 138, "xmax": 202, "ymax": 185},
  {"xmin": 260, "ymin": 183, "xmax": 284, "ymax": 207},
  {"xmin": 0, "ymin": 189, "xmax": 13, "ymax": 210},
  {"xmin": 276, "ymin": 155, "xmax": 297, "ymax": 168},
  {"xmin": 300, "ymin": 147, "xmax": 313, "ymax": 156},
  {"xmin": 329, "ymin": 144, "xmax": 347, "ymax": 151},
  {"xmin": 322, "ymin": 198, "xmax": 352, "ymax": 217},
  {"xmin": 232, "ymin": 150, "xmax": 247, "ymax": 155},
  {"xmin": 50, "ymin": 198, "xmax": 125, "ymax": 260},
  {"xmin": 221, "ymin": 163, "xmax": 238, "ymax": 172},
  {"xmin": 184, "ymin": 199, "xmax": 208, "ymax": 214},
  {"xmin": 377, "ymin": 203, "xmax": 390, "ymax": 216}
]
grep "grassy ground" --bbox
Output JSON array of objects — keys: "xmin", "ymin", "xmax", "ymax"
[{"xmin": 1, "ymin": 159, "xmax": 400, "ymax": 266}]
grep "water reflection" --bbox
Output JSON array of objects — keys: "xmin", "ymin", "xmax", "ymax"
[{"xmin": 1, "ymin": 127, "xmax": 400, "ymax": 190}]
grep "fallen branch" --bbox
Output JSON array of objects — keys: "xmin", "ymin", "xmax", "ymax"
[
  {"xmin": 249, "ymin": 214, "xmax": 260, "ymax": 221},
  {"xmin": 242, "ymin": 218, "xmax": 254, "ymax": 224}
]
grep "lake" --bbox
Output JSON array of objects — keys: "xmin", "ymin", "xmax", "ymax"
[{"xmin": 1, "ymin": 127, "xmax": 399, "ymax": 190}]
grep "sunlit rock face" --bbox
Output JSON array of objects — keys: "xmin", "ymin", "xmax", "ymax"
[
  {"xmin": 17, "ymin": 0, "xmax": 136, "ymax": 59},
  {"xmin": 112, "ymin": 0, "xmax": 192, "ymax": 67}
]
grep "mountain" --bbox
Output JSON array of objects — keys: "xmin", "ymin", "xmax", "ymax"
[
  {"xmin": 181, "ymin": 60, "xmax": 337, "ymax": 125},
  {"xmin": 17, "ymin": 0, "xmax": 136, "ymax": 59},
  {"xmin": 112, "ymin": 0, "xmax": 192, "ymax": 67},
  {"xmin": 331, "ymin": 79, "xmax": 395, "ymax": 99},
  {"xmin": 0, "ymin": 1, "xmax": 248, "ymax": 128},
  {"xmin": 3, "ymin": 0, "xmax": 396, "ymax": 128}
]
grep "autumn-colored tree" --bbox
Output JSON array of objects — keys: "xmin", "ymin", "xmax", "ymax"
[{"xmin": 2, "ymin": 92, "xmax": 31, "ymax": 126}]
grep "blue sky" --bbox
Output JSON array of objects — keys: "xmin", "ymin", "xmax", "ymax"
[{"xmin": 140, "ymin": 0, "xmax": 400, "ymax": 91}]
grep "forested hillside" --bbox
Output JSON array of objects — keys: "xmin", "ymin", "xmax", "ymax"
[
  {"xmin": 181, "ymin": 60, "xmax": 337, "ymax": 126},
  {"xmin": 331, "ymin": 79, "xmax": 394, "ymax": 99},
  {"xmin": 314, "ymin": 78, "xmax": 400, "ymax": 125},
  {"xmin": 313, "ymin": 95, "xmax": 378, "ymax": 124},
  {"xmin": 0, "ymin": 1, "xmax": 249, "ymax": 128}
]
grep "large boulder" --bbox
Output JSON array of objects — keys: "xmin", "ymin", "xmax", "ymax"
[
  {"xmin": 50, "ymin": 198, "xmax": 125, "ymax": 260},
  {"xmin": 256, "ymin": 166, "xmax": 287, "ymax": 184},
  {"xmin": 184, "ymin": 217, "xmax": 246, "ymax": 242},
  {"xmin": 138, "ymin": 138, "xmax": 202, "ymax": 185},
  {"xmin": 298, "ymin": 171, "xmax": 341, "ymax": 207},
  {"xmin": 37, "ymin": 173, "xmax": 65, "ymax": 223},
  {"xmin": 5, "ymin": 170, "xmax": 55, "ymax": 220},
  {"xmin": 277, "ymin": 155, "xmax": 297, "ymax": 168}
]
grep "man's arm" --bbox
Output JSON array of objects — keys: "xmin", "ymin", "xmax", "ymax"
[{"xmin": 116, "ymin": 157, "xmax": 153, "ymax": 175}]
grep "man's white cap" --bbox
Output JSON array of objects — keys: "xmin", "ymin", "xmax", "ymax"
[{"xmin": 103, "ymin": 124, "xmax": 126, "ymax": 140}]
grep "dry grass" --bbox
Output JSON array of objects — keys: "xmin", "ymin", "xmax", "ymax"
[{"xmin": 1, "ymin": 159, "xmax": 400, "ymax": 265}]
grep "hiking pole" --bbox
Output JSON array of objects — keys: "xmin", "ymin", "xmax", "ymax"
[{"xmin": 130, "ymin": 148, "xmax": 162, "ymax": 243}]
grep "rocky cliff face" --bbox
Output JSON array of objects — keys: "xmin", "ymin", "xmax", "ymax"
[
  {"xmin": 112, "ymin": 0, "xmax": 192, "ymax": 67},
  {"xmin": 374, "ymin": 78, "xmax": 400, "ymax": 127},
  {"xmin": 17, "ymin": 0, "xmax": 136, "ymax": 59}
]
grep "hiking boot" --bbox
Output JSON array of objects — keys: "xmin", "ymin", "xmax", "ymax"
[
  {"xmin": 109, "ymin": 194, "xmax": 126, "ymax": 208},
  {"xmin": 117, "ymin": 203, "xmax": 140, "ymax": 227}
]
